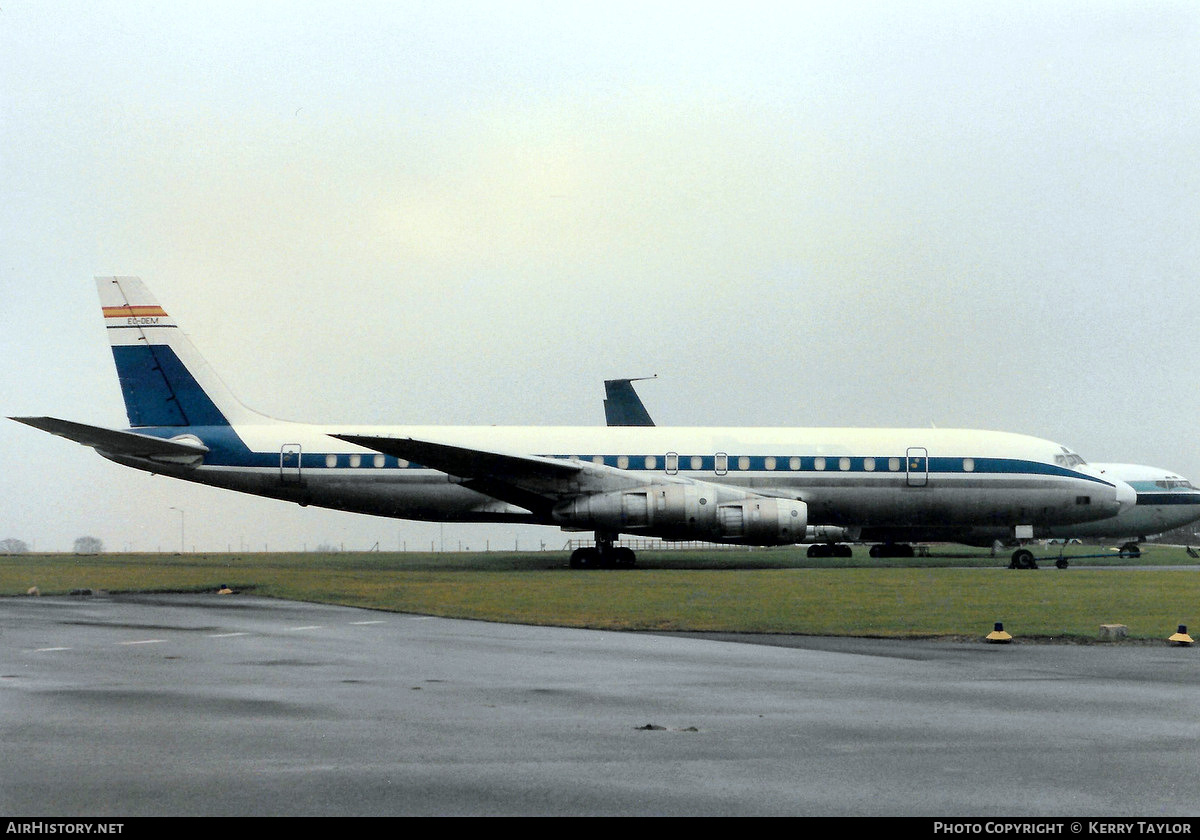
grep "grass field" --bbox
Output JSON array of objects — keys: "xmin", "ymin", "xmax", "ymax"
[{"xmin": 3, "ymin": 544, "xmax": 1198, "ymax": 641}]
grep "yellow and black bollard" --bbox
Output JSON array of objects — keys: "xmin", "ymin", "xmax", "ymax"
[
  {"xmin": 1168, "ymin": 625, "xmax": 1193, "ymax": 646},
  {"xmin": 986, "ymin": 622, "xmax": 1012, "ymax": 644}
]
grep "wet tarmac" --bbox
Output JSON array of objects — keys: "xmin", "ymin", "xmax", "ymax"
[{"xmin": 3, "ymin": 593, "xmax": 1198, "ymax": 816}]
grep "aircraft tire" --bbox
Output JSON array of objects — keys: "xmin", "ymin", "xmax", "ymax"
[
  {"xmin": 569, "ymin": 547, "xmax": 600, "ymax": 569},
  {"xmin": 613, "ymin": 547, "xmax": 636, "ymax": 568},
  {"xmin": 1012, "ymin": 549, "xmax": 1037, "ymax": 569},
  {"xmin": 1119, "ymin": 542, "xmax": 1141, "ymax": 558}
]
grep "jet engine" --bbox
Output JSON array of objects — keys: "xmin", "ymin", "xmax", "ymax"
[{"xmin": 552, "ymin": 482, "xmax": 808, "ymax": 545}]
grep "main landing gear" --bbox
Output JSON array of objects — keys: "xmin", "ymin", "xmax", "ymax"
[
  {"xmin": 1119, "ymin": 541, "xmax": 1141, "ymax": 558},
  {"xmin": 807, "ymin": 543, "xmax": 853, "ymax": 558},
  {"xmin": 568, "ymin": 533, "xmax": 636, "ymax": 569}
]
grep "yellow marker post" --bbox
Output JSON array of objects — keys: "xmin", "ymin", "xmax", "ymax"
[
  {"xmin": 1168, "ymin": 625, "xmax": 1193, "ymax": 646},
  {"xmin": 986, "ymin": 622, "xmax": 1012, "ymax": 644}
]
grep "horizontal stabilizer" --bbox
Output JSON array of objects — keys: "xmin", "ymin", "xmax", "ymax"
[{"xmin": 10, "ymin": 416, "xmax": 209, "ymax": 463}]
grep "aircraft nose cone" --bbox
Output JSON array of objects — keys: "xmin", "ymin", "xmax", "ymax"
[{"xmin": 1114, "ymin": 479, "xmax": 1137, "ymax": 510}]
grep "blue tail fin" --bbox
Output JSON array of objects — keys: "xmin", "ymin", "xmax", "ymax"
[{"xmin": 97, "ymin": 277, "xmax": 261, "ymax": 428}]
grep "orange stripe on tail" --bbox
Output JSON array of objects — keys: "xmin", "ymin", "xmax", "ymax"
[{"xmin": 102, "ymin": 305, "xmax": 168, "ymax": 318}]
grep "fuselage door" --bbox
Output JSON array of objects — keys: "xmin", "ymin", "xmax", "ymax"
[
  {"xmin": 906, "ymin": 447, "xmax": 928, "ymax": 487},
  {"xmin": 281, "ymin": 443, "xmax": 303, "ymax": 484}
]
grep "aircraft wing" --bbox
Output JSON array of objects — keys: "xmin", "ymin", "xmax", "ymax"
[
  {"xmin": 333, "ymin": 434, "xmax": 584, "ymax": 484},
  {"xmin": 10, "ymin": 416, "xmax": 209, "ymax": 463},
  {"xmin": 331, "ymin": 433, "xmax": 650, "ymax": 518}
]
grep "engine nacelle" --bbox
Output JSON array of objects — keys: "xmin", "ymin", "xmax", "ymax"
[{"xmin": 552, "ymin": 483, "xmax": 808, "ymax": 546}]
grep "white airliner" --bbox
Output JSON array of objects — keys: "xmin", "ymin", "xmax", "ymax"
[
  {"xmin": 13, "ymin": 277, "xmax": 1139, "ymax": 568},
  {"xmin": 600, "ymin": 378, "xmax": 1200, "ymax": 565}
]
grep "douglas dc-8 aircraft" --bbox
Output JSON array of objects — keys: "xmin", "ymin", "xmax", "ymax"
[
  {"xmin": 13, "ymin": 277, "xmax": 1139, "ymax": 569},
  {"xmin": 601, "ymin": 379, "xmax": 1200, "ymax": 564}
]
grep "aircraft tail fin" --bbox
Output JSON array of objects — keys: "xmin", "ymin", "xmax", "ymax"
[
  {"xmin": 96, "ymin": 276, "xmax": 262, "ymax": 428},
  {"xmin": 603, "ymin": 377, "xmax": 656, "ymax": 427}
]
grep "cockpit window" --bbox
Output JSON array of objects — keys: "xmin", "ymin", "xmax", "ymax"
[
  {"xmin": 1155, "ymin": 479, "xmax": 1198, "ymax": 490},
  {"xmin": 1054, "ymin": 448, "xmax": 1087, "ymax": 468}
]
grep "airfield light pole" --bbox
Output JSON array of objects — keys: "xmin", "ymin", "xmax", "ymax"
[{"xmin": 168, "ymin": 507, "xmax": 185, "ymax": 554}]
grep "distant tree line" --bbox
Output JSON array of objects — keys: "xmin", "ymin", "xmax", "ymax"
[
  {"xmin": 0, "ymin": 537, "xmax": 107, "ymax": 554},
  {"xmin": 74, "ymin": 536, "xmax": 103, "ymax": 554}
]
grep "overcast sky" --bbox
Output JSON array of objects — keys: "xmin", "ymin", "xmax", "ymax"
[{"xmin": 3, "ymin": 1, "xmax": 1198, "ymax": 554}]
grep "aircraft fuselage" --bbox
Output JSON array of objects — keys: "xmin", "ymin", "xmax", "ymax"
[{"xmin": 105, "ymin": 419, "xmax": 1131, "ymax": 542}]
